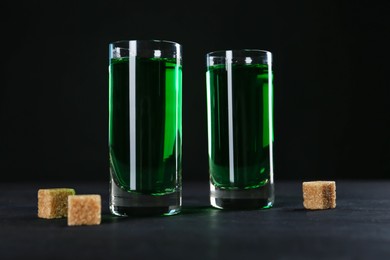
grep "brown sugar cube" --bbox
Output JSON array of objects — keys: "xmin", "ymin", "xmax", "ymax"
[
  {"xmin": 38, "ymin": 188, "xmax": 76, "ymax": 219},
  {"xmin": 302, "ymin": 181, "xmax": 336, "ymax": 210},
  {"xmin": 67, "ymin": 195, "xmax": 101, "ymax": 226}
]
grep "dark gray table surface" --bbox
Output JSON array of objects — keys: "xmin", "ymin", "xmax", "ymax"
[{"xmin": 1, "ymin": 180, "xmax": 390, "ymax": 259}]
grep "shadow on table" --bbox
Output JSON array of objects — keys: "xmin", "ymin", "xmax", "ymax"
[{"xmin": 101, "ymin": 205, "xmax": 218, "ymax": 223}]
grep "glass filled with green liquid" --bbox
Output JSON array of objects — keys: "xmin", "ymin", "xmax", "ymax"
[
  {"xmin": 109, "ymin": 40, "xmax": 182, "ymax": 216},
  {"xmin": 206, "ymin": 49, "xmax": 274, "ymax": 209}
]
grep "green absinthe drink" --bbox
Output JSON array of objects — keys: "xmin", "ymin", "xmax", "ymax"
[
  {"xmin": 206, "ymin": 50, "xmax": 274, "ymax": 209},
  {"xmin": 109, "ymin": 40, "xmax": 182, "ymax": 216}
]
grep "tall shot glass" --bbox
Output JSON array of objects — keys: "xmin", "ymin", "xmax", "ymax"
[
  {"xmin": 109, "ymin": 40, "xmax": 182, "ymax": 216},
  {"xmin": 206, "ymin": 49, "xmax": 274, "ymax": 209}
]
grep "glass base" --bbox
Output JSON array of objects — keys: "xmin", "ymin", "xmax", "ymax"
[
  {"xmin": 210, "ymin": 181, "xmax": 274, "ymax": 210},
  {"xmin": 110, "ymin": 180, "xmax": 181, "ymax": 217}
]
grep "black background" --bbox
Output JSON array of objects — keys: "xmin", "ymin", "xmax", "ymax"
[{"xmin": 1, "ymin": 0, "xmax": 389, "ymax": 182}]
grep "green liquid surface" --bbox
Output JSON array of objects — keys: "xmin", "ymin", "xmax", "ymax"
[
  {"xmin": 109, "ymin": 57, "xmax": 182, "ymax": 194},
  {"xmin": 207, "ymin": 63, "xmax": 273, "ymax": 190}
]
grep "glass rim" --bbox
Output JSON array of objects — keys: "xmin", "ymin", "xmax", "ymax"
[
  {"xmin": 206, "ymin": 49, "xmax": 271, "ymax": 57},
  {"xmin": 109, "ymin": 39, "xmax": 182, "ymax": 47}
]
